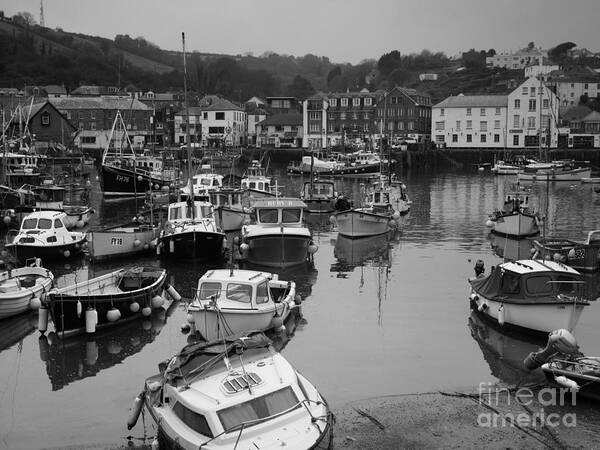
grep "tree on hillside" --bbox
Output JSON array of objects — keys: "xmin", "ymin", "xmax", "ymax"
[
  {"xmin": 548, "ymin": 42, "xmax": 577, "ymax": 62},
  {"xmin": 377, "ymin": 50, "xmax": 402, "ymax": 77},
  {"xmin": 527, "ymin": 41, "xmax": 535, "ymax": 50},
  {"xmin": 327, "ymin": 66, "xmax": 342, "ymax": 85},
  {"xmin": 287, "ymin": 75, "xmax": 315, "ymax": 100},
  {"xmin": 12, "ymin": 12, "xmax": 36, "ymax": 26}
]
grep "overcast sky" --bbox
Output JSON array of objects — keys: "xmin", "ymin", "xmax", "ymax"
[{"xmin": 3, "ymin": 0, "xmax": 599, "ymax": 64}]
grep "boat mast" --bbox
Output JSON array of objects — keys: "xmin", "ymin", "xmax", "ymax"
[
  {"xmin": 182, "ymin": 32, "xmax": 194, "ymax": 217},
  {"xmin": 537, "ymin": 51, "xmax": 544, "ymax": 162}
]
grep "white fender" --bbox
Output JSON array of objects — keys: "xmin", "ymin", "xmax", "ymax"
[{"xmin": 127, "ymin": 392, "xmax": 146, "ymax": 430}]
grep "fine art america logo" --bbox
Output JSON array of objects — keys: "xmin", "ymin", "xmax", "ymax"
[{"xmin": 477, "ymin": 382, "xmax": 577, "ymax": 428}]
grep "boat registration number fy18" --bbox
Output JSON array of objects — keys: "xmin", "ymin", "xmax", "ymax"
[{"xmin": 110, "ymin": 238, "xmax": 123, "ymax": 246}]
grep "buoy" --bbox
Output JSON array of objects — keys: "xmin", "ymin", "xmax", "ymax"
[
  {"xmin": 108, "ymin": 341, "xmax": 122, "ymax": 354},
  {"xmin": 169, "ymin": 240, "xmax": 175, "ymax": 253},
  {"xmin": 29, "ymin": 296, "xmax": 41, "ymax": 310},
  {"xmin": 553, "ymin": 253, "xmax": 562, "ymax": 262},
  {"xmin": 143, "ymin": 243, "xmax": 149, "ymax": 250},
  {"xmin": 392, "ymin": 211, "xmax": 401, "ymax": 220},
  {"xmin": 38, "ymin": 305, "xmax": 49, "ymax": 333},
  {"xmin": 63, "ymin": 249, "xmax": 71, "ymax": 258},
  {"xmin": 129, "ymin": 301, "xmax": 140, "ymax": 313},
  {"xmin": 161, "ymin": 185, "xmax": 169, "ymax": 191},
  {"xmin": 142, "ymin": 320, "xmax": 152, "ymax": 330},
  {"xmin": 137, "ymin": 175, "xmax": 143, "ymax": 181},
  {"xmin": 181, "ymin": 323, "xmax": 191, "ymax": 333},
  {"xmin": 271, "ymin": 313, "xmax": 284, "ymax": 329},
  {"xmin": 554, "ymin": 375, "xmax": 580, "ymax": 392},
  {"xmin": 76, "ymin": 220, "xmax": 85, "ymax": 228},
  {"xmin": 3, "ymin": 215, "xmax": 11, "ymax": 224},
  {"xmin": 186, "ymin": 313, "xmax": 195, "ymax": 324},
  {"xmin": 154, "ymin": 184, "xmax": 159, "ymax": 190},
  {"xmin": 478, "ymin": 303, "xmax": 488, "ymax": 312},
  {"xmin": 165, "ymin": 284, "xmax": 182, "ymax": 302},
  {"xmin": 86, "ymin": 340, "xmax": 98, "ymax": 365},
  {"xmin": 233, "ymin": 236, "xmax": 239, "ymax": 245},
  {"xmin": 38, "ymin": 335, "xmax": 50, "ymax": 362},
  {"xmin": 240, "ymin": 243, "xmax": 249, "ymax": 254},
  {"xmin": 294, "ymin": 294, "xmax": 302, "ymax": 305},
  {"xmin": 544, "ymin": 254, "xmax": 551, "ymax": 261},
  {"xmin": 156, "ymin": 244, "xmax": 161, "ymax": 256},
  {"xmin": 127, "ymin": 392, "xmax": 146, "ymax": 430},
  {"xmin": 151, "ymin": 295, "xmax": 164, "ymax": 308},
  {"xmin": 388, "ymin": 219, "xmax": 398, "ymax": 228},
  {"xmin": 308, "ymin": 243, "xmax": 318, "ymax": 254},
  {"xmin": 485, "ymin": 219, "xmax": 494, "ymax": 227},
  {"xmin": 107, "ymin": 307, "xmax": 121, "ymax": 322},
  {"xmin": 75, "ymin": 300, "xmax": 82, "ymax": 318},
  {"xmin": 498, "ymin": 304, "xmax": 505, "ymax": 325},
  {"xmin": 133, "ymin": 239, "xmax": 141, "ymax": 247},
  {"xmin": 568, "ymin": 248, "xmax": 576, "ymax": 259},
  {"xmin": 85, "ymin": 307, "xmax": 98, "ymax": 333},
  {"xmin": 329, "ymin": 215, "xmax": 336, "ymax": 224},
  {"xmin": 142, "ymin": 306, "xmax": 152, "ymax": 317}
]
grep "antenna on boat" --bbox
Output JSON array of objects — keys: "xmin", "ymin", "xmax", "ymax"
[
  {"xmin": 182, "ymin": 31, "xmax": 194, "ymax": 219},
  {"xmin": 236, "ymin": 344, "xmax": 253, "ymax": 395}
]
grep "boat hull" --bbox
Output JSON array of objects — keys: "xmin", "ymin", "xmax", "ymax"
[
  {"xmin": 242, "ymin": 234, "xmax": 312, "ymax": 267},
  {"xmin": 335, "ymin": 209, "xmax": 394, "ymax": 238},
  {"xmin": 491, "ymin": 213, "xmax": 539, "ymax": 238},
  {"xmin": 215, "ymin": 206, "xmax": 246, "ymax": 231},
  {"xmin": 303, "ymin": 198, "xmax": 336, "ymax": 214},
  {"xmin": 0, "ymin": 267, "xmax": 54, "ymax": 320},
  {"xmin": 88, "ymin": 225, "xmax": 157, "ymax": 261},
  {"xmin": 6, "ymin": 237, "xmax": 86, "ymax": 262},
  {"xmin": 158, "ymin": 230, "xmax": 225, "ymax": 260},
  {"xmin": 191, "ymin": 303, "xmax": 292, "ymax": 341},
  {"xmin": 542, "ymin": 359, "xmax": 600, "ymax": 402},
  {"xmin": 100, "ymin": 164, "xmax": 174, "ymax": 197},
  {"xmin": 533, "ymin": 239, "xmax": 600, "ymax": 272},
  {"xmin": 518, "ymin": 167, "xmax": 592, "ymax": 182},
  {"xmin": 470, "ymin": 293, "xmax": 586, "ymax": 335}
]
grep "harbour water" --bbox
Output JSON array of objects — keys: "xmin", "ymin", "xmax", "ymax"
[{"xmin": 1, "ymin": 164, "xmax": 600, "ymax": 449}]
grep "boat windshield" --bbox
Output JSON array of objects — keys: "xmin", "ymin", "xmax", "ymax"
[
  {"xmin": 258, "ymin": 208, "xmax": 278, "ymax": 224},
  {"xmin": 22, "ymin": 218, "xmax": 38, "ymax": 229},
  {"xmin": 525, "ymin": 275, "xmax": 553, "ymax": 295},
  {"xmin": 217, "ymin": 386, "xmax": 299, "ymax": 432},
  {"xmin": 256, "ymin": 282, "xmax": 269, "ymax": 304},
  {"xmin": 282, "ymin": 208, "xmax": 301, "ymax": 223},
  {"xmin": 226, "ymin": 283, "xmax": 252, "ymax": 303},
  {"xmin": 500, "ymin": 272, "xmax": 521, "ymax": 294},
  {"xmin": 38, "ymin": 219, "xmax": 52, "ymax": 229},
  {"xmin": 198, "ymin": 282, "xmax": 222, "ymax": 300}
]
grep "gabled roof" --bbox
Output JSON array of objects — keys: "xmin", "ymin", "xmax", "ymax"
[
  {"xmin": 562, "ymin": 105, "xmax": 593, "ymax": 121},
  {"xmin": 258, "ymin": 113, "xmax": 302, "ymax": 127},
  {"xmin": 44, "ymin": 85, "xmax": 67, "ymax": 95},
  {"xmin": 582, "ymin": 111, "xmax": 600, "ymax": 122},
  {"xmin": 199, "ymin": 96, "xmax": 243, "ymax": 112},
  {"xmin": 434, "ymin": 95, "xmax": 508, "ymax": 108},
  {"xmin": 48, "ymin": 97, "xmax": 151, "ymax": 111}
]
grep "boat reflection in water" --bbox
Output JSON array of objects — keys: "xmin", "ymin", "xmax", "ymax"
[
  {"xmin": 38, "ymin": 301, "xmax": 176, "ymax": 391},
  {"xmin": 0, "ymin": 312, "xmax": 37, "ymax": 354},
  {"xmin": 468, "ymin": 311, "xmax": 546, "ymax": 386},
  {"xmin": 488, "ymin": 233, "xmax": 534, "ymax": 261},
  {"xmin": 331, "ymin": 230, "xmax": 395, "ymax": 273}
]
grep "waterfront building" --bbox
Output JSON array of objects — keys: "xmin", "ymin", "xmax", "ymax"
[
  {"xmin": 138, "ymin": 91, "xmax": 185, "ymax": 147},
  {"xmin": 506, "ymin": 76, "xmax": 559, "ymax": 149},
  {"xmin": 566, "ymin": 108, "xmax": 600, "ymax": 148},
  {"xmin": 246, "ymin": 106, "xmax": 268, "ymax": 147},
  {"xmin": 431, "ymin": 95, "xmax": 508, "ymax": 148},
  {"xmin": 545, "ymin": 72, "xmax": 600, "ymax": 114},
  {"xmin": 256, "ymin": 113, "xmax": 302, "ymax": 148},
  {"xmin": 486, "ymin": 48, "xmax": 545, "ymax": 70},
  {"xmin": 266, "ymin": 96, "xmax": 300, "ymax": 114},
  {"xmin": 48, "ymin": 96, "xmax": 152, "ymax": 150},
  {"xmin": 374, "ymin": 87, "xmax": 432, "ymax": 143}
]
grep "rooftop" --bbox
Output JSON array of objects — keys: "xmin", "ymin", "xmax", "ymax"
[
  {"xmin": 434, "ymin": 95, "xmax": 508, "ymax": 108},
  {"xmin": 258, "ymin": 113, "xmax": 302, "ymax": 127},
  {"xmin": 48, "ymin": 97, "xmax": 151, "ymax": 110}
]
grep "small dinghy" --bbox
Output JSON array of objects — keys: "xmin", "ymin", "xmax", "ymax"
[
  {"xmin": 0, "ymin": 258, "xmax": 54, "ymax": 320},
  {"xmin": 47, "ymin": 266, "xmax": 178, "ymax": 337},
  {"xmin": 524, "ymin": 329, "xmax": 600, "ymax": 402},
  {"xmin": 127, "ymin": 331, "xmax": 333, "ymax": 450},
  {"xmin": 187, "ymin": 268, "xmax": 299, "ymax": 341}
]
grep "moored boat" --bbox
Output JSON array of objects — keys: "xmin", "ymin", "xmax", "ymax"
[
  {"xmin": 0, "ymin": 258, "xmax": 54, "ymax": 320},
  {"xmin": 517, "ymin": 163, "xmax": 592, "ymax": 183},
  {"xmin": 532, "ymin": 230, "xmax": 600, "ymax": 272},
  {"xmin": 486, "ymin": 191, "xmax": 540, "ymax": 238},
  {"xmin": 238, "ymin": 198, "xmax": 317, "ymax": 268},
  {"xmin": 210, "ymin": 188, "xmax": 249, "ymax": 232},
  {"xmin": 127, "ymin": 331, "xmax": 333, "ymax": 449},
  {"xmin": 241, "ymin": 160, "xmax": 279, "ymax": 204},
  {"xmin": 187, "ymin": 268, "xmax": 298, "ymax": 341},
  {"xmin": 468, "ymin": 259, "xmax": 590, "ymax": 335},
  {"xmin": 87, "ymin": 222, "xmax": 158, "ymax": 261},
  {"xmin": 300, "ymin": 179, "xmax": 337, "ymax": 213},
  {"xmin": 47, "ymin": 266, "xmax": 174, "ymax": 337}
]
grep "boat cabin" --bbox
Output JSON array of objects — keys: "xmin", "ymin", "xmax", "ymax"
[
  {"xmin": 302, "ymin": 180, "xmax": 335, "ymax": 199},
  {"xmin": 209, "ymin": 189, "xmax": 245, "ymax": 208},
  {"xmin": 502, "ymin": 192, "xmax": 531, "ymax": 214},
  {"xmin": 33, "ymin": 183, "xmax": 65, "ymax": 209},
  {"xmin": 195, "ymin": 269, "xmax": 278, "ymax": 309},
  {"xmin": 15, "ymin": 211, "xmax": 73, "ymax": 244},
  {"xmin": 252, "ymin": 198, "xmax": 306, "ymax": 227},
  {"xmin": 166, "ymin": 200, "xmax": 214, "ymax": 223}
]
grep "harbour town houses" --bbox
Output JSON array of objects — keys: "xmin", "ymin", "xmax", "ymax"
[
  {"xmin": 374, "ymin": 87, "xmax": 432, "ymax": 143},
  {"xmin": 431, "ymin": 78, "xmax": 559, "ymax": 149}
]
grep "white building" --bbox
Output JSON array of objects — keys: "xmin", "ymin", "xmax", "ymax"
[
  {"xmin": 486, "ymin": 49, "xmax": 545, "ymax": 70},
  {"xmin": 524, "ymin": 64, "xmax": 560, "ymax": 79},
  {"xmin": 546, "ymin": 76, "xmax": 600, "ymax": 114},
  {"xmin": 431, "ymin": 95, "xmax": 508, "ymax": 148},
  {"xmin": 506, "ymin": 76, "xmax": 559, "ymax": 149}
]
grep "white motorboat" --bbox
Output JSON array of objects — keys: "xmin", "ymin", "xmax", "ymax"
[
  {"xmin": 187, "ymin": 268, "xmax": 298, "ymax": 341},
  {"xmin": 300, "ymin": 180, "xmax": 337, "ymax": 213},
  {"xmin": 241, "ymin": 160, "xmax": 279, "ymax": 204},
  {"xmin": 179, "ymin": 165, "xmax": 224, "ymax": 198},
  {"xmin": 468, "ymin": 259, "xmax": 590, "ymax": 334},
  {"xmin": 0, "ymin": 258, "xmax": 54, "ymax": 320},
  {"xmin": 517, "ymin": 163, "xmax": 592, "ymax": 183},
  {"xmin": 210, "ymin": 188, "xmax": 250, "ymax": 232},
  {"xmin": 5, "ymin": 211, "xmax": 87, "ymax": 261},
  {"xmin": 127, "ymin": 332, "xmax": 333, "ymax": 450},
  {"xmin": 238, "ymin": 198, "xmax": 317, "ymax": 268},
  {"xmin": 486, "ymin": 191, "xmax": 540, "ymax": 238}
]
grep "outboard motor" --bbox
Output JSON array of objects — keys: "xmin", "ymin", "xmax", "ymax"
[
  {"xmin": 523, "ymin": 329, "xmax": 579, "ymax": 370},
  {"xmin": 474, "ymin": 260, "xmax": 485, "ymax": 277}
]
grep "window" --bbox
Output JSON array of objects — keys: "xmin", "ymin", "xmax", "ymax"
[
  {"xmin": 173, "ymin": 402, "xmax": 213, "ymax": 438},
  {"xmin": 466, "ymin": 120, "xmax": 472, "ymax": 129},
  {"xmin": 495, "ymin": 107, "xmax": 501, "ymax": 115},
  {"xmin": 308, "ymin": 111, "xmax": 320, "ymax": 120},
  {"xmin": 41, "ymin": 111, "xmax": 50, "ymax": 126},
  {"xmin": 408, "ymin": 121, "xmax": 414, "ymax": 130},
  {"xmin": 309, "ymin": 123, "xmax": 320, "ymax": 133},
  {"xmin": 542, "ymin": 115, "xmax": 550, "ymax": 129},
  {"xmin": 341, "ymin": 98, "xmax": 348, "ymax": 107},
  {"xmin": 522, "ymin": 87, "xmax": 528, "ymax": 95},
  {"xmin": 452, "ymin": 134, "xmax": 458, "ymax": 143},
  {"xmin": 527, "ymin": 117, "xmax": 536, "ymax": 129},
  {"xmin": 226, "ymin": 283, "xmax": 252, "ymax": 303},
  {"xmin": 329, "ymin": 98, "xmax": 337, "ymax": 107},
  {"xmin": 81, "ymin": 136, "xmax": 96, "ymax": 144},
  {"xmin": 38, "ymin": 219, "xmax": 52, "ymax": 229},
  {"xmin": 494, "ymin": 120, "xmax": 500, "ymax": 129},
  {"xmin": 198, "ymin": 282, "xmax": 221, "ymax": 300},
  {"xmin": 530, "ymin": 87, "xmax": 536, "ymax": 97},
  {"xmin": 203, "ymin": 112, "xmax": 208, "ymax": 119},
  {"xmin": 513, "ymin": 115, "xmax": 520, "ymax": 128},
  {"xmin": 435, "ymin": 135, "xmax": 445, "ymax": 143},
  {"xmin": 514, "ymin": 99, "xmax": 520, "ymax": 109},
  {"xmin": 543, "ymin": 99, "xmax": 549, "ymax": 109},
  {"xmin": 528, "ymin": 99, "xmax": 536, "ymax": 111},
  {"xmin": 353, "ymin": 98, "xmax": 360, "ymax": 106},
  {"xmin": 90, "ymin": 110, "xmax": 96, "ymax": 119},
  {"xmin": 584, "ymin": 83, "xmax": 589, "ymax": 89},
  {"xmin": 501, "ymin": 273, "xmax": 521, "ymax": 294},
  {"xmin": 364, "ymin": 97, "xmax": 372, "ymax": 106},
  {"xmin": 22, "ymin": 218, "xmax": 37, "ymax": 229},
  {"xmin": 215, "ymin": 112, "xmax": 225, "ymax": 120},
  {"xmin": 513, "ymin": 135, "xmax": 519, "ymax": 146},
  {"xmin": 90, "ymin": 122, "xmax": 96, "ymax": 130},
  {"xmin": 466, "ymin": 134, "xmax": 472, "ymax": 143},
  {"xmin": 258, "ymin": 208, "xmax": 278, "ymax": 223},
  {"xmin": 456, "ymin": 120, "xmax": 461, "ymax": 131},
  {"xmin": 282, "ymin": 208, "xmax": 301, "ymax": 223},
  {"xmin": 494, "ymin": 134, "xmax": 500, "ymax": 143},
  {"xmin": 440, "ymin": 108, "xmax": 445, "ymax": 116},
  {"xmin": 53, "ymin": 219, "xmax": 64, "ymax": 228},
  {"xmin": 525, "ymin": 275, "xmax": 553, "ymax": 295},
  {"xmin": 480, "ymin": 121, "xmax": 487, "ymax": 132},
  {"xmin": 256, "ymin": 281, "xmax": 269, "ymax": 304},
  {"xmin": 480, "ymin": 108, "xmax": 486, "ymax": 116},
  {"xmin": 480, "ymin": 134, "xmax": 487, "ymax": 143},
  {"xmin": 435, "ymin": 121, "xmax": 445, "ymax": 131},
  {"xmin": 466, "ymin": 108, "xmax": 472, "ymax": 116}
]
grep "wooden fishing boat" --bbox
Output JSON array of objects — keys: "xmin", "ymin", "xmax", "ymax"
[
  {"xmin": 300, "ymin": 179, "xmax": 337, "ymax": 213},
  {"xmin": 469, "ymin": 259, "xmax": 590, "ymax": 335},
  {"xmin": 127, "ymin": 331, "xmax": 333, "ymax": 450},
  {"xmin": 532, "ymin": 230, "xmax": 600, "ymax": 272},
  {"xmin": 5, "ymin": 211, "xmax": 87, "ymax": 261},
  {"xmin": 210, "ymin": 188, "xmax": 249, "ymax": 232},
  {"xmin": 0, "ymin": 258, "xmax": 54, "ymax": 320},
  {"xmin": 241, "ymin": 160, "xmax": 279, "ymax": 204},
  {"xmin": 87, "ymin": 222, "xmax": 158, "ymax": 261},
  {"xmin": 187, "ymin": 268, "xmax": 298, "ymax": 341},
  {"xmin": 486, "ymin": 191, "xmax": 540, "ymax": 238},
  {"xmin": 47, "ymin": 266, "xmax": 175, "ymax": 337},
  {"xmin": 238, "ymin": 198, "xmax": 317, "ymax": 268}
]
